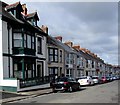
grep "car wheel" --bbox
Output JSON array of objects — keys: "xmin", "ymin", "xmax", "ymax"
[
  {"xmin": 52, "ymin": 88, "xmax": 57, "ymax": 93},
  {"xmin": 69, "ymin": 86, "xmax": 73, "ymax": 92},
  {"xmin": 78, "ymin": 85, "xmax": 81, "ymax": 90},
  {"xmin": 53, "ymin": 90, "xmax": 57, "ymax": 93},
  {"xmin": 89, "ymin": 82, "xmax": 91, "ymax": 85}
]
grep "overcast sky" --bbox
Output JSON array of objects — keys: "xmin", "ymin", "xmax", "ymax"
[{"xmin": 3, "ymin": 0, "xmax": 118, "ymax": 65}]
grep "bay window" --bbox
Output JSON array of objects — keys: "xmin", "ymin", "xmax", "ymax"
[
  {"xmin": 32, "ymin": 36, "xmax": 35, "ymax": 49},
  {"xmin": 13, "ymin": 62, "xmax": 22, "ymax": 79},
  {"xmin": 27, "ymin": 35, "xmax": 31, "ymax": 49},
  {"xmin": 24, "ymin": 34, "xmax": 27, "ymax": 47},
  {"xmin": 14, "ymin": 33, "xmax": 22, "ymax": 47}
]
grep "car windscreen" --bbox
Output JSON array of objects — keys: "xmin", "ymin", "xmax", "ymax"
[
  {"xmin": 55, "ymin": 77, "xmax": 68, "ymax": 82},
  {"xmin": 79, "ymin": 77, "xmax": 87, "ymax": 79},
  {"xmin": 92, "ymin": 77, "xmax": 98, "ymax": 79}
]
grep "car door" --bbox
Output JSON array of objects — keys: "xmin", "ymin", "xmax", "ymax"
[
  {"xmin": 89, "ymin": 77, "xmax": 94, "ymax": 85},
  {"xmin": 70, "ymin": 78, "xmax": 78, "ymax": 90}
]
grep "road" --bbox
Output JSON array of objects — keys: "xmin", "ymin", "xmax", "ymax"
[{"xmin": 13, "ymin": 80, "xmax": 119, "ymax": 103}]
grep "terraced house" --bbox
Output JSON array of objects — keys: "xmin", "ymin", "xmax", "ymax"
[
  {"xmin": 0, "ymin": 1, "xmax": 48, "ymax": 92},
  {"xmin": 47, "ymin": 37, "xmax": 78, "ymax": 78},
  {"xmin": 0, "ymin": 1, "xmax": 119, "ymax": 92},
  {"xmin": 47, "ymin": 36, "xmax": 65, "ymax": 80}
]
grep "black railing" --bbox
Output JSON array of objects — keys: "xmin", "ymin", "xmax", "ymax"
[{"xmin": 19, "ymin": 76, "xmax": 53, "ymax": 88}]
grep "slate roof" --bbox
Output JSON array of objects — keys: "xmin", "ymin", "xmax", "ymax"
[
  {"xmin": 48, "ymin": 36, "xmax": 78, "ymax": 54},
  {"xmin": 0, "ymin": 7, "xmax": 24, "ymax": 24},
  {"xmin": 0, "ymin": 1, "xmax": 47, "ymax": 36}
]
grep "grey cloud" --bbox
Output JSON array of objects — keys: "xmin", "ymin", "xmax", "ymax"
[{"xmin": 26, "ymin": 2, "xmax": 118, "ymax": 65}]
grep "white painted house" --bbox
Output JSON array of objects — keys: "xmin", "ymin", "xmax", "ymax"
[{"xmin": 0, "ymin": 1, "xmax": 48, "ymax": 92}]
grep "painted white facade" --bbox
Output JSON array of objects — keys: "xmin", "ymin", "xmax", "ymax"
[
  {"xmin": 36, "ymin": 35, "xmax": 47, "ymax": 76},
  {"xmin": 36, "ymin": 35, "xmax": 46, "ymax": 59},
  {"xmin": 0, "ymin": 18, "xmax": 17, "ymax": 88},
  {"xmin": 0, "ymin": 16, "xmax": 3, "ymax": 83}
]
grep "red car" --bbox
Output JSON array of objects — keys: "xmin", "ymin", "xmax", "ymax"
[{"xmin": 100, "ymin": 76, "xmax": 107, "ymax": 83}]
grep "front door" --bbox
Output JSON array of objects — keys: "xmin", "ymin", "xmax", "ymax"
[{"xmin": 37, "ymin": 62, "xmax": 43, "ymax": 81}]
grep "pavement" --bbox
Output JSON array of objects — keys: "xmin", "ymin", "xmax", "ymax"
[{"xmin": 0, "ymin": 83, "xmax": 52, "ymax": 104}]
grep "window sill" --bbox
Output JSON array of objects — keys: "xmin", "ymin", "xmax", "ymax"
[{"xmin": 3, "ymin": 78, "xmax": 17, "ymax": 80}]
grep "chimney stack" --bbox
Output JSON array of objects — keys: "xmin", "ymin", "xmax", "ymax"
[
  {"xmin": 64, "ymin": 41, "xmax": 73, "ymax": 47},
  {"xmin": 54, "ymin": 36, "xmax": 62, "ymax": 42},
  {"xmin": 22, "ymin": 4, "xmax": 27, "ymax": 15},
  {"xmin": 72, "ymin": 45, "xmax": 80, "ymax": 51},
  {"xmin": 41, "ymin": 25, "xmax": 48, "ymax": 34},
  {"xmin": 80, "ymin": 48, "xmax": 86, "ymax": 52}
]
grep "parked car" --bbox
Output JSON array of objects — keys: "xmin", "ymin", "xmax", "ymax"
[
  {"xmin": 100, "ymin": 76, "xmax": 107, "ymax": 83},
  {"xmin": 91, "ymin": 76, "xmax": 100, "ymax": 84},
  {"xmin": 77, "ymin": 76, "xmax": 94, "ymax": 86},
  {"xmin": 116, "ymin": 76, "xmax": 120, "ymax": 80},
  {"xmin": 106, "ymin": 76, "xmax": 111, "ymax": 82},
  {"xmin": 112, "ymin": 76, "xmax": 117, "ymax": 80},
  {"xmin": 50, "ymin": 77, "xmax": 81, "ymax": 93},
  {"xmin": 106, "ymin": 76, "xmax": 113, "ymax": 82}
]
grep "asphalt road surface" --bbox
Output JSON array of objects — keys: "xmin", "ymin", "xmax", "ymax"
[{"xmin": 13, "ymin": 80, "xmax": 119, "ymax": 103}]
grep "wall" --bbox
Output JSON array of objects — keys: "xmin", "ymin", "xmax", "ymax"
[
  {"xmin": 2, "ymin": 20, "xmax": 13, "ymax": 78},
  {"xmin": 36, "ymin": 35, "xmax": 48, "ymax": 77},
  {"xmin": 0, "ymin": 19, "xmax": 17, "ymax": 89},
  {"xmin": 0, "ymin": 16, "xmax": 3, "ymax": 82},
  {"xmin": 3, "ymin": 56, "xmax": 9, "ymax": 78},
  {"xmin": 0, "ymin": 79, "xmax": 17, "ymax": 87},
  {"xmin": 36, "ymin": 35, "xmax": 46, "ymax": 59}
]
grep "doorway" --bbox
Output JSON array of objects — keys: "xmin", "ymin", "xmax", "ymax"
[{"xmin": 37, "ymin": 62, "xmax": 43, "ymax": 78}]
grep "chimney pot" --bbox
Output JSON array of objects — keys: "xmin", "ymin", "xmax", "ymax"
[
  {"xmin": 41, "ymin": 25, "xmax": 48, "ymax": 34},
  {"xmin": 54, "ymin": 36, "xmax": 62, "ymax": 42},
  {"xmin": 64, "ymin": 41, "xmax": 73, "ymax": 47},
  {"xmin": 72, "ymin": 45, "xmax": 80, "ymax": 51}
]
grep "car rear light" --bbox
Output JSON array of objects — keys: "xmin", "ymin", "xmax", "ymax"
[
  {"xmin": 103, "ymin": 78, "xmax": 105, "ymax": 81},
  {"xmin": 64, "ymin": 82, "xmax": 69, "ymax": 85},
  {"xmin": 64, "ymin": 82, "xmax": 69, "ymax": 86}
]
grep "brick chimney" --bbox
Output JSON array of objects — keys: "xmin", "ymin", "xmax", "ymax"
[
  {"xmin": 41, "ymin": 25, "xmax": 48, "ymax": 34},
  {"xmin": 64, "ymin": 41, "xmax": 73, "ymax": 47},
  {"xmin": 72, "ymin": 45, "xmax": 80, "ymax": 51},
  {"xmin": 94, "ymin": 54, "xmax": 97, "ymax": 58},
  {"xmin": 86, "ymin": 49, "xmax": 90, "ymax": 54},
  {"xmin": 54, "ymin": 36, "xmax": 62, "ymax": 42},
  {"xmin": 80, "ymin": 48, "xmax": 86, "ymax": 52},
  {"xmin": 22, "ymin": 4, "xmax": 27, "ymax": 15}
]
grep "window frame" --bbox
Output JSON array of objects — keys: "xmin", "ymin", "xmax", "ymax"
[
  {"xmin": 13, "ymin": 33, "xmax": 22, "ymax": 47},
  {"xmin": 37, "ymin": 37, "xmax": 42, "ymax": 54},
  {"xmin": 48, "ymin": 48, "xmax": 58, "ymax": 63},
  {"xmin": 60, "ymin": 50, "xmax": 62, "ymax": 63}
]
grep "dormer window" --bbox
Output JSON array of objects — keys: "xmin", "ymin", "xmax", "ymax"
[
  {"xmin": 26, "ymin": 12, "xmax": 39, "ymax": 26},
  {"xmin": 9, "ymin": 9, "xmax": 16, "ymax": 16},
  {"xmin": 5, "ymin": 2, "xmax": 23, "ymax": 19},
  {"xmin": 30, "ymin": 19, "xmax": 36, "ymax": 26}
]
